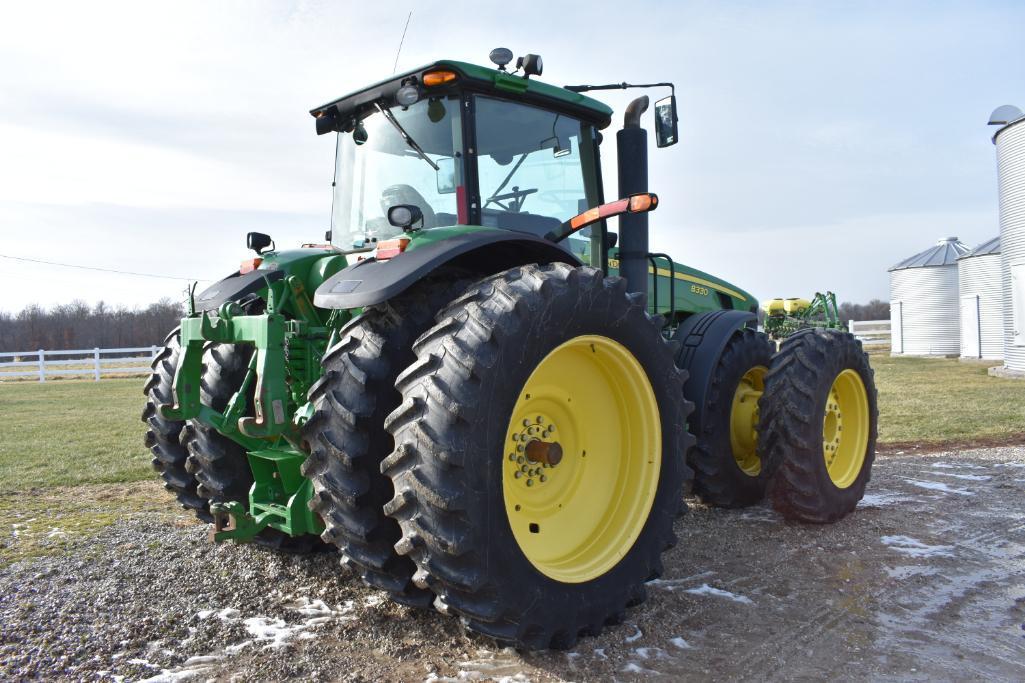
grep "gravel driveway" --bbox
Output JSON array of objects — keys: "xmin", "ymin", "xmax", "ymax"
[{"xmin": 3, "ymin": 446, "xmax": 1024, "ymax": 681}]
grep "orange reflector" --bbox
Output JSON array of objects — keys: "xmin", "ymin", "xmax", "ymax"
[
  {"xmin": 376, "ymin": 237, "xmax": 410, "ymax": 260},
  {"xmin": 629, "ymin": 193, "xmax": 657, "ymax": 212},
  {"xmin": 423, "ymin": 70, "xmax": 458, "ymax": 86},
  {"xmin": 240, "ymin": 258, "xmax": 262, "ymax": 274},
  {"xmin": 564, "ymin": 193, "xmax": 659, "ymax": 235}
]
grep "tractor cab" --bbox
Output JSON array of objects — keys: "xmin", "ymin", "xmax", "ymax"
[{"xmin": 310, "ymin": 58, "xmax": 614, "ymax": 266}]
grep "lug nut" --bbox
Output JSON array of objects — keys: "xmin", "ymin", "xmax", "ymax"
[
  {"xmin": 540, "ymin": 475, "xmax": 547, "ymax": 483},
  {"xmin": 514, "ymin": 471, "xmax": 522, "ymax": 479},
  {"xmin": 526, "ymin": 479, "xmax": 534, "ymax": 486}
]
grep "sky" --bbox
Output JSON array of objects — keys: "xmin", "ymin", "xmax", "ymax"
[{"xmin": 0, "ymin": 0, "xmax": 1022, "ymax": 314}]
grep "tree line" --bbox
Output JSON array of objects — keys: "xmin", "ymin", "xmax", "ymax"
[
  {"xmin": 0, "ymin": 297, "xmax": 890, "ymax": 353},
  {"xmin": 0, "ymin": 300, "xmax": 185, "ymax": 352},
  {"xmin": 837, "ymin": 299, "xmax": 890, "ymax": 323}
]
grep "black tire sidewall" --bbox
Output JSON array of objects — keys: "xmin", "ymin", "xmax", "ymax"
[{"xmin": 461, "ymin": 274, "xmax": 684, "ymax": 627}]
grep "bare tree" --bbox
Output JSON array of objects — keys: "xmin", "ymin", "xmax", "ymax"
[{"xmin": 0, "ymin": 299, "xmax": 184, "ymax": 352}]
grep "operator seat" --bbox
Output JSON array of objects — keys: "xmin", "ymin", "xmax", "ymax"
[{"xmin": 381, "ymin": 184, "xmax": 437, "ymax": 229}]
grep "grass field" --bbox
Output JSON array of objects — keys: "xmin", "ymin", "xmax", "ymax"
[
  {"xmin": 1, "ymin": 356, "xmax": 1023, "ymax": 563},
  {"xmin": 1, "ymin": 355, "xmax": 1022, "ymax": 491}
]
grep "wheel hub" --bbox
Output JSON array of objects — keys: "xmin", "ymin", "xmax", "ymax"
[
  {"xmin": 502, "ymin": 335, "xmax": 661, "ymax": 584},
  {"xmin": 822, "ymin": 369, "xmax": 870, "ymax": 489},
  {"xmin": 508, "ymin": 415, "xmax": 562, "ymax": 487},
  {"xmin": 729, "ymin": 366, "xmax": 767, "ymax": 476}
]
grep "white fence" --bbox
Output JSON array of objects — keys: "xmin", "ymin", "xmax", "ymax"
[
  {"xmin": 0, "ymin": 346, "xmax": 159, "ymax": 382},
  {"xmin": 848, "ymin": 319, "xmax": 891, "ymax": 348}
]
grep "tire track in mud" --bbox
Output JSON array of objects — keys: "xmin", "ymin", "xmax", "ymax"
[{"xmin": 668, "ymin": 453, "xmax": 1025, "ymax": 681}]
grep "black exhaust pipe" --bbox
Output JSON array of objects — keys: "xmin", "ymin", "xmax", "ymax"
[{"xmin": 617, "ymin": 96, "xmax": 649, "ymax": 296}]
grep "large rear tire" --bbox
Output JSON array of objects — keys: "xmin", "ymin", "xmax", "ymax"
[
  {"xmin": 688, "ymin": 328, "xmax": 775, "ymax": 507},
  {"xmin": 383, "ymin": 264, "xmax": 693, "ymax": 649},
  {"xmin": 143, "ymin": 328, "xmax": 210, "ymax": 521},
  {"xmin": 301, "ymin": 277, "xmax": 472, "ymax": 608},
  {"xmin": 758, "ymin": 328, "xmax": 878, "ymax": 523}
]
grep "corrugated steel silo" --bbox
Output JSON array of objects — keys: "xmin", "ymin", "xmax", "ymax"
[
  {"xmin": 957, "ymin": 236, "xmax": 1003, "ymax": 360},
  {"xmin": 889, "ymin": 237, "xmax": 969, "ymax": 356},
  {"xmin": 991, "ymin": 107, "xmax": 1025, "ymax": 374}
]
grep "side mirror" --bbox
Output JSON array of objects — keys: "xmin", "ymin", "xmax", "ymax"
[
  {"xmin": 247, "ymin": 231, "xmax": 274, "ymax": 254},
  {"xmin": 654, "ymin": 95, "xmax": 679, "ymax": 148},
  {"xmin": 436, "ymin": 157, "xmax": 456, "ymax": 194},
  {"xmin": 387, "ymin": 204, "xmax": 424, "ymax": 231}
]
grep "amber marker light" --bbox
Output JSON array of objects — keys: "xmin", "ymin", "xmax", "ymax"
[
  {"xmin": 376, "ymin": 237, "xmax": 411, "ymax": 260},
  {"xmin": 239, "ymin": 258, "xmax": 262, "ymax": 274},
  {"xmin": 422, "ymin": 70, "xmax": 458, "ymax": 86},
  {"xmin": 561, "ymin": 193, "xmax": 659, "ymax": 236}
]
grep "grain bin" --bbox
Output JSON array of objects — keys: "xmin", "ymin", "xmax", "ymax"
[
  {"xmin": 889, "ymin": 237, "xmax": 969, "ymax": 356},
  {"xmin": 957, "ymin": 236, "xmax": 1002, "ymax": 360},
  {"xmin": 990, "ymin": 106, "xmax": 1025, "ymax": 376}
]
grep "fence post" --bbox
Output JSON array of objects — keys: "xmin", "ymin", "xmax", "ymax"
[
  {"xmin": 94, "ymin": 348, "xmax": 101, "ymax": 381},
  {"xmin": 37, "ymin": 349, "xmax": 45, "ymax": 383},
  {"xmin": 848, "ymin": 319, "xmax": 855, "ymax": 333}
]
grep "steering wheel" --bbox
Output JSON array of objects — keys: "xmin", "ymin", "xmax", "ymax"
[
  {"xmin": 485, "ymin": 186, "xmax": 538, "ymax": 212},
  {"xmin": 381, "ymin": 184, "xmax": 437, "ymax": 229}
]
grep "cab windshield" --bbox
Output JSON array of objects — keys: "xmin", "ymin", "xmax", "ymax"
[
  {"xmin": 331, "ymin": 95, "xmax": 463, "ymax": 248},
  {"xmin": 475, "ymin": 96, "xmax": 601, "ymax": 261}
]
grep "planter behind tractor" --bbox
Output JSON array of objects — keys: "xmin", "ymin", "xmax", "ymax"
[{"xmin": 143, "ymin": 50, "xmax": 878, "ymax": 650}]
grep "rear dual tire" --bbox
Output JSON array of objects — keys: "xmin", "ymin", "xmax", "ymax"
[
  {"xmin": 382, "ymin": 263, "xmax": 693, "ymax": 649},
  {"xmin": 758, "ymin": 328, "xmax": 878, "ymax": 523}
]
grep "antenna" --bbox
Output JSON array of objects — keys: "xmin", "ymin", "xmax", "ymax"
[{"xmin": 392, "ymin": 10, "xmax": 413, "ymax": 74}]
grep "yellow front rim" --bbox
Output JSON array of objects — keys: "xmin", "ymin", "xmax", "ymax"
[
  {"xmin": 823, "ymin": 369, "xmax": 870, "ymax": 488},
  {"xmin": 502, "ymin": 335, "xmax": 661, "ymax": 584},
  {"xmin": 729, "ymin": 365, "xmax": 767, "ymax": 476}
]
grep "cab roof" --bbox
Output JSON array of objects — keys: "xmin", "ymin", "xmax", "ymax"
[{"xmin": 309, "ymin": 60, "xmax": 614, "ymax": 133}]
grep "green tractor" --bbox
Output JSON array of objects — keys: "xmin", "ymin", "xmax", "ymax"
[{"xmin": 142, "ymin": 50, "xmax": 878, "ymax": 649}]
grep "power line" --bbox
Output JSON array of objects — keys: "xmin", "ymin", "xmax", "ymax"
[{"xmin": 0, "ymin": 253, "xmax": 213, "ymax": 282}]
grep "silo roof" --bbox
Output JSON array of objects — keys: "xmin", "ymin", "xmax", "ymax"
[
  {"xmin": 889, "ymin": 237, "xmax": 970, "ymax": 271},
  {"xmin": 959, "ymin": 235, "xmax": 1000, "ymax": 259}
]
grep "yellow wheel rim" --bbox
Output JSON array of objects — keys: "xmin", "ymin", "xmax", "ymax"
[
  {"xmin": 502, "ymin": 334, "xmax": 661, "ymax": 584},
  {"xmin": 729, "ymin": 365, "xmax": 767, "ymax": 476},
  {"xmin": 823, "ymin": 369, "xmax": 870, "ymax": 488}
]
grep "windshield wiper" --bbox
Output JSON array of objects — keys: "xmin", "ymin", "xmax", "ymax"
[{"xmin": 374, "ymin": 102, "xmax": 439, "ymax": 171}]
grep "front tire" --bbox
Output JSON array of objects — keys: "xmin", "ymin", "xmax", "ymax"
[
  {"xmin": 143, "ymin": 328, "xmax": 209, "ymax": 521},
  {"xmin": 688, "ymin": 328, "xmax": 775, "ymax": 508},
  {"xmin": 184, "ymin": 343, "xmax": 324, "ymax": 553},
  {"xmin": 383, "ymin": 264, "xmax": 693, "ymax": 649},
  {"xmin": 758, "ymin": 328, "xmax": 878, "ymax": 523},
  {"xmin": 301, "ymin": 277, "xmax": 472, "ymax": 608}
]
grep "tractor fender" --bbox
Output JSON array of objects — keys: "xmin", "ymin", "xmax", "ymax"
[
  {"xmin": 194, "ymin": 269, "xmax": 286, "ymax": 312},
  {"xmin": 313, "ymin": 231, "xmax": 582, "ymax": 309},
  {"xmin": 672, "ymin": 309, "xmax": 757, "ymax": 435}
]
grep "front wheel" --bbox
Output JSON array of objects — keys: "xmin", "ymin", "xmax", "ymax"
[
  {"xmin": 758, "ymin": 328, "xmax": 878, "ymax": 523},
  {"xmin": 382, "ymin": 263, "xmax": 693, "ymax": 650}
]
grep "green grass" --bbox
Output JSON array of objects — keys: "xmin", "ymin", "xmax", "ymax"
[
  {"xmin": 1, "ymin": 358, "xmax": 1023, "ymax": 495},
  {"xmin": 872, "ymin": 354, "xmax": 1025, "ymax": 444},
  {"xmin": 0, "ymin": 356, "xmax": 1022, "ymax": 564},
  {"xmin": 0, "ymin": 378, "xmax": 153, "ymax": 493}
]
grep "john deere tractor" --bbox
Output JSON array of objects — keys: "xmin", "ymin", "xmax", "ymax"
[{"xmin": 143, "ymin": 49, "xmax": 878, "ymax": 650}]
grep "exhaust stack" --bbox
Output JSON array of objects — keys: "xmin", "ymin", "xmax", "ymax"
[{"xmin": 616, "ymin": 96, "xmax": 650, "ymax": 296}]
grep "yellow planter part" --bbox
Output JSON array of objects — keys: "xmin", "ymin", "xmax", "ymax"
[
  {"xmin": 502, "ymin": 335, "xmax": 661, "ymax": 584},
  {"xmin": 729, "ymin": 365, "xmax": 767, "ymax": 476},
  {"xmin": 822, "ymin": 369, "xmax": 870, "ymax": 488}
]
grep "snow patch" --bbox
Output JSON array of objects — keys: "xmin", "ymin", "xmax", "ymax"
[
  {"xmin": 859, "ymin": 491, "xmax": 903, "ymax": 507},
  {"xmin": 624, "ymin": 625, "xmax": 643, "ymax": 643},
  {"xmin": 930, "ymin": 462, "xmax": 986, "ymax": 470},
  {"xmin": 621, "ymin": 662, "xmax": 659, "ymax": 675},
  {"xmin": 684, "ymin": 583, "xmax": 754, "ymax": 605},
  {"xmin": 881, "ymin": 535, "xmax": 954, "ymax": 558},
  {"xmin": 903, "ymin": 478, "xmax": 972, "ymax": 496},
  {"xmin": 669, "ymin": 636, "xmax": 692, "ymax": 650},
  {"xmin": 930, "ymin": 471, "xmax": 990, "ymax": 481},
  {"xmin": 195, "ymin": 608, "xmax": 239, "ymax": 621}
]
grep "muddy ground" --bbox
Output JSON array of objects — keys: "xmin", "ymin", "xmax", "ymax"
[{"xmin": 2, "ymin": 446, "xmax": 1024, "ymax": 681}]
